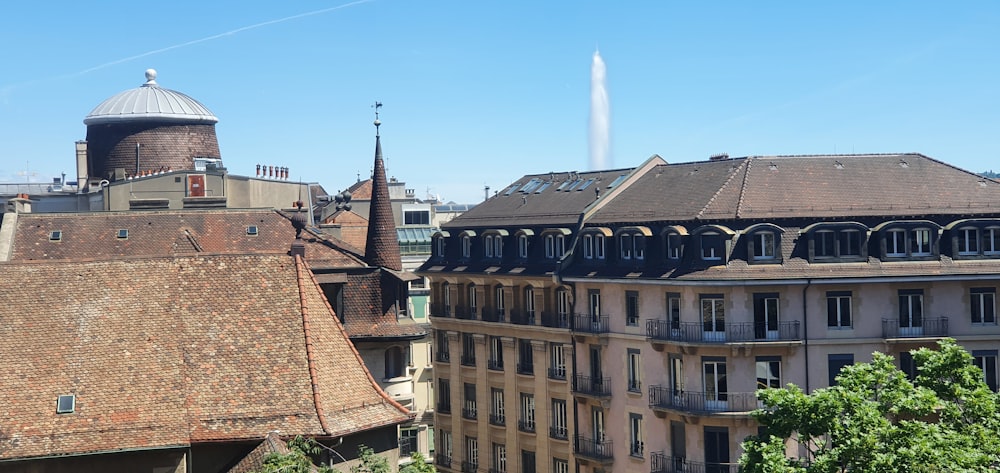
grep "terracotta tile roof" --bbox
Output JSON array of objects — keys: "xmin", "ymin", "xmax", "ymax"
[
  {"xmin": 365, "ymin": 135, "xmax": 402, "ymax": 271},
  {"xmin": 341, "ymin": 270, "xmax": 429, "ymax": 340},
  {"xmin": 321, "ymin": 209, "xmax": 370, "ymax": 253},
  {"xmin": 0, "ymin": 254, "xmax": 409, "ymax": 461},
  {"xmin": 226, "ymin": 432, "xmax": 298, "ymax": 473},
  {"xmin": 445, "ymin": 168, "xmax": 636, "ymax": 229},
  {"xmin": 346, "ymin": 179, "xmax": 373, "ymax": 200}
]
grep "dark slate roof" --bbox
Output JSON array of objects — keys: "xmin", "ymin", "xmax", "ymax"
[
  {"xmin": 365, "ymin": 135, "xmax": 403, "ymax": 271},
  {"xmin": 591, "ymin": 153, "xmax": 1000, "ymax": 223},
  {"xmin": 444, "ymin": 168, "xmax": 636, "ymax": 229},
  {"xmin": 0, "ymin": 254, "xmax": 410, "ymax": 461}
]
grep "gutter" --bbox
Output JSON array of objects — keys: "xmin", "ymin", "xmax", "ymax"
[{"xmin": 561, "ymin": 272, "xmax": 1000, "ymax": 287}]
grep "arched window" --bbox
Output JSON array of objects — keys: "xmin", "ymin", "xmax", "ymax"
[
  {"xmin": 462, "ymin": 235, "xmax": 472, "ymax": 258},
  {"xmin": 517, "ymin": 234, "xmax": 529, "ymax": 258}
]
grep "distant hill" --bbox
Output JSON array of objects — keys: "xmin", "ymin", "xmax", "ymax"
[{"xmin": 980, "ymin": 170, "xmax": 1000, "ymax": 179}]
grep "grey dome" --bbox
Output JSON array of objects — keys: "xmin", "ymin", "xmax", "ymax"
[{"xmin": 84, "ymin": 69, "xmax": 218, "ymax": 125}]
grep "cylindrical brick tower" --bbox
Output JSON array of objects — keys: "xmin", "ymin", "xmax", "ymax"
[{"xmin": 83, "ymin": 69, "xmax": 221, "ymax": 180}]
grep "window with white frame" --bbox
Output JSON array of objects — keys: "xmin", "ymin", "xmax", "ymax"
[
  {"xmin": 489, "ymin": 336, "xmax": 504, "ymax": 368},
  {"xmin": 435, "ymin": 236, "xmax": 445, "ymax": 257},
  {"xmin": 583, "ymin": 234, "xmax": 594, "ymax": 259},
  {"xmin": 886, "ymin": 229, "xmax": 907, "ymax": 257},
  {"xmin": 911, "ymin": 228, "xmax": 932, "ymax": 256},
  {"xmin": 971, "ymin": 287, "xmax": 997, "ymax": 325},
  {"xmin": 669, "ymin": 355, "xmax": 684, "ymax": 395},
  {"xmin": 756, "ymin": 356, "xmax": 781, "ymax": 390},
  {"xmin": 494, "ymin": 235, "xmax": 503, "ymax": 258},
  {"xmin": 468, "ymin": 284, "xmax": 478, "ymax": 317},
  {"xmin": 666, "ymin": 232, "xmax": 682, "ymax": 260},
  {"xmin": 627, "ymin": 349, "xmax": 641, "ymax": 392},
  {"xmin": 751, "ymin": 231, "xmax": 776, "ymax": 260},
  {"xmin": 701, "ymin": 295, "xmax": 725, "ymax": 340},
  {"xmin": 701, "ymin": 232, "xmax": 723, "ymax": 260},
  {"xmin": 959, "ymin": 227, "xmax": 979, "ymax": 255},
  {"xmin": 484, "ymin": 235, "xmax": 495, "ymax": 258},
  {"xmin": 556, "ymin": 289, "xmax": 570, "ymax": 325},
  {"xmin": 621, "ymin": 233, "xmax": 632, "ymax": 260},
  {"xmin": 491, "ymin": 387, "xmax": 505, "ymax": 424},
  {"xmin": 518, "ymin": 234, "xmax": 529, "ymax": 258},
  {"xmin": 595, "ymin": 234, "xmax": 605, "ymax": 259},
  {"xmin": 544, "ymin": 235, "xmax": 555, "ymax": 259},
  {"xmin": 840, "ymin": 229, "xmax": 861, "ymax": 256},
  {"xmin": 520, "ymin": 393, "xmax": 535, "ymax": 430},
  {"xmin": 439, "ymin": 430, "xmax": 452, "ymax": 459},
  {"xmin": 524, "ymin": 286, "xmax": 536, "ymax": 323},
  {"xmin": 815, "ymin": 230, "xmax": 835, "ymax": 258},
  {"xmin": 550, "ymin": 343, "xmax": 566, "ymax": 379},
  {"xmin": 703, "ymin": 358, "xmax": 728, "ymax": 404},
  {"xmin": 667, "ymin": 293, "xmax": 681, "ymax": 330},
  {"xmin": 464, "ymin": 383, "xmax": 477, "ymax": 417},
  {"xmin": 985, "ymin": 227, "xmax": 1000, "ymax": 255},
  {"xmin": 555, "ymin": 234, "xmax": 566, "ymax": 257},
  {"xmin": 973, "ymin": 350, "xmax": 998, "ymax": 391},
  {"xmin": 553, "ymin": 458, "xmax": 569, "ymax": 473},
  {"xmin": 629, "ymin": 413, "xmax": 644, "ymax": 456},
  {"xmin": 461, "ymin": 235, "xmax": 471, "ymax": 258},
  {"xmin": 626, "ymin": 291, "xmax": 639, "ymax": 326},
  {"xmin": 465, "ymin": 437, "xmax": 479, "ymax": 469},
  {"xmin": 551, "ymin": 398, "xmax": 568, "ymax": 438},
  {"xmin": 495, "ymin": 285, "xmax": 506, "ymax": 319},
  {"xmin": 827, "ymin": 291, "xmax": 852, "ymax": 328},
  {"xmin": 492, "ymin": 443, "xmax": 507, "ymax": 473}
]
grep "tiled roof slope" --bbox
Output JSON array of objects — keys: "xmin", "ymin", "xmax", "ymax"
[
  {"xmin": 0, "ymin": 254, "xmax": 409, "ymax": 461},
  {"xmin": 347, "ymin": 179, "xmax": 373, "ymax": 200},
  {"xmin": 364, "ymin": 135, "xmax": 403, "ymax": 271},
  {"xmin": 321, "ymin": 209, "xmax": 370, "ymax": 253},
  {"xmin": 342, "ymin": 270, "xmax": 428, "ymax": 339},
  {"xmin": 445, "ymin": 168, "xmax": 636, "ymax": 229},
  {"xmin": 591, "ymin": 154, "xmax": 1000, "ymax": 222},
  {"xmin": 7, "ymin": 209, "xmax": 365, "ymax": 269}
]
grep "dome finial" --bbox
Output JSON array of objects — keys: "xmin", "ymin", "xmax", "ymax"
[
  {"xmin": 144, "ymin": 69, "xmax": 158, "ymax": 86},
  {"xmin": 373, "ymin": 101, "xmax": 382, "ymax": 136}
]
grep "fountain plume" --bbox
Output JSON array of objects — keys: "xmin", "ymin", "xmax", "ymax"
[{"xmin": 589, "ymin": 49, "xmax": 610, "ymax": 170}]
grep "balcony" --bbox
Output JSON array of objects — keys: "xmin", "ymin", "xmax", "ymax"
[
  {"xmin": 437, "ymin": 402, "xmax": 451, "ymax": 414},
  {"xmin": 882, "ymin": 317, "xmax": 948, "ymax": 339},
  {"xmin": 489, "ymin": 413, "xmax": 505, "ymax": 426},
  {"xmin": 541, "ymin": 311, "xmax": 570, "ymax": 329},
  {"xmin": 548, "ymin": 367, "xmax": 567, "ymax": 381},
  {"xmin": 517, "ymin": 362, "xmax": 533, "ymax": 375},
  {"xmin": 510, "ymin": 309, "xmax": 536, "ymax": 326},
  {"xmin": 398, "ymin": 436, "xmax": 416, "ymax": 456},
  {"xmin": 648, "ymin": 386, "xmax": 757, "ymax": 414},
  {"xmin": 436, "ymin": 351, "xmax": 451, "ymax": 363},
  {"xmin": 549, "ymin": 425, "xmax": 568, "ymax": 440},
  {"xmin": 461, "ymin": 354, "xmax": 476, "ymax": 367},
  {"xmin": 430, "ymin": 303, "xmax": 452, "ymax": 318},
  {"xmin": 573, "ymin": 375, "xmax": 612, "ymax": 398},
  {"xmin": 461, "ymin": 461, "xmax": 479, "ymax": 473},
  {"xmin": 462, "ymin": 406, "xmax": 478, "ymax": 420},
  {"xmin": 435, "ymin": 454, "xmax": 452, "ymax": 469},
  {"xmin": 646, "ymin": 320, "xmax": 801, "ymax": 344},
  {"xmin": 518, "ymin": 419, "xmax": 536, "ymax": 433},
  {"xmin": 482, "ymin": 308, "xmax": 506, "ymax": 323},
  {"xmin": 574, "ymin": 435, "xmax": 613, "ymax": 462},
  {"xmin": 455, "ymin": 308, "xmax": 477, "ymax": 321},
  {"xmin": 572, "ymin": 314, "xmax": 611, "ymax": 334},
  {"xmin": 487, "ymin": 359, "xmax": 504, "ymax": 371},
  {"xmin": 651, "ymin": 452, "xmax": 738, "ymax": 473}
]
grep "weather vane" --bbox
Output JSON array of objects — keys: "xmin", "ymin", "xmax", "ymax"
[{"xmin": 373, "ymin": 101, "xmax": 382, "ymax": 135}]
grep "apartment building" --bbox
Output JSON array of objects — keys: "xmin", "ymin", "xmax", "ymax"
[{"xmin": 421, "ymin": 153, "xmax": 1000, "ymax": 473}]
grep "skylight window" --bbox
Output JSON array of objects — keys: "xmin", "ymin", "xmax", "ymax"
[
  {"xmin": 56, "ymin": 394, "xmax": 75, "ymax": 414},
  {"xmin": 566, "ymin": 179, "xmax": 584, "ymax": 191},
  {"xmin": 247, "ymin": 225, "xmax": 259, "ymax": 236},
  {"xmin": 117, "ymin": 229, "xmax": 129, "ymax": 239},
  {"xmin": 519, "ymin": 178, "xmax": 542, "ymax": 193},
  {"xmin": 556, "ymin": 180, "xmax": 572, "ymax": 192},
  {"xmin": 504, "ymin": 183, "xmax": 520, "ymax": 196},
  {"xmin": 577, "ymin": 178, "xmax": 595, "ymax": 191},
  {"xmin": 49, "ymin": 230, "xmax": 62, "ymax": 242},
  {"xmin": 607, "ymin": 174, "xmax": 627, "ymax": 188},
  {"xmin": 534, "ymin": 181, "xmax": 552, "ymax": 194}
]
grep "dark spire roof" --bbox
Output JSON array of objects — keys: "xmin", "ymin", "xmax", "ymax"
[{"xmin": 364, "ymin": 107, "xmax": 403, "ymax": 271}]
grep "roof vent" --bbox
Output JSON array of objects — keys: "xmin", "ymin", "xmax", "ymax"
[
  {"xmin": 49, "ymin": 230, "xmax": 62, "ymax": 242},
  {"xmin": 899, "ymin": 159, "xmax": 909, "ymax": 168},
  {"xmin": 56, "ymin": 394, "xmax": 75, "ymax": 414},
  {"xmin": 709, "ymin": 153, "xmax": 730, "ymax": 161},
  {"xmin": 834, "ymin": 161, "xmax": 844, "ymax": 169},
  {"xmin": 768, "ymin": 162, "xmax": 778, "ymax": 171}
]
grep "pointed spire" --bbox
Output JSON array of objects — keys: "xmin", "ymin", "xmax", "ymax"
[{"xmin": 364, "ymin": 103, "xmax": 402, "ymax": 271}]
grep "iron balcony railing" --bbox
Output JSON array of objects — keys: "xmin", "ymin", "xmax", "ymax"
[
  {"xmin": 518, "ymin": 419, "xmax": 536, "ymax": 433},
  {"xmin": 573, "ymin": 375, "xmax": 612, "ymax": 397},
  {"xmin": 648, "ymin": 385, "xmax": 758, "ymax": 414},
  {"xmin": 549, "ymin": 425, "xmax": 569, "ymax": 440},
  {"xmin": 510, "ymin": 309, "xmax": 536, "ymax": 326},
  {"xmin": 455, "ymin": 307, "xmax": 477, "ymax": 320},
  {"xmin": 489, "ymin": 413, "xmax": 505, "ymax": 426},
  {"xmin": 548, "ymin": 367, "xmax": 567, "ymax": 381},
  {"xmin": 435, "ymin": 454, "xmax": 452, "ymax": 468},
  {"xmin": 574, "ymin": 435, "xmax": 613, "ymax": 461},
  {"xmin": 461, "ymin": 461, "xmax": 478, "ymax": 473},
  {"xmin": 541, "ymin": 311, "xmax": 570, "ymax": 329},
  {"xmin": 487, "ymin": 359, "xmax": 504, "ymax": 371},
  {"xmin": 517, "ymin": 362, "xmax": 533, "ymax": 375},
  {"xmin": 437, "ymin": 401, "xmax": 451, "ymax": 414},
  {"xmin": 882, "ymin": 317, "xmax": 948, "ymax": 338},
  {"xmin": 482, "ymin": 308, "xmax": 505, "ymax": 323},
  {"xmin": 430, "ymin": 303, "xmax": 451, "ymax": 318},
  {"xmin": 646, "ymin": 320, "xmax": 801, "ymax": 343},
  {"xmin": 462, "ymin": 406, "xmax": 477, "ymax": 420},
  {"xmin": 461, "ymin": 354, "xmax": 476, "ymax": 366},
  {"xmin": 572, "ymin": 314, "xmax": 611, "ymax": 334},
  {"xmin": 436, "ymin": 351, "xmax": 450, "ymax": 363},
  {"xmin": 650, "ymin": 452, "xmax": 738, "ymax": 473}
]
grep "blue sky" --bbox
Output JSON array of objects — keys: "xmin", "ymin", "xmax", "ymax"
[{"xmin": 1, "ymin": 1, "xmax": 998, "ymax": 203}]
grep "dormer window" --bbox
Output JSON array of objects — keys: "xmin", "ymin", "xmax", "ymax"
[
  {"xmin": 621, "ymin": 234, "xmax": 632, "ymax": 260},
  {"xmin": 911, "ymin": 229, "xmax": 932, "ymax": 256},
  {"xmin": 462, "ymin": 235, "xmax": 472, "ymax": 258},
  {"xmin": 985, "ymin": 228, "xmax": 1000, "ymax": 255},
  {"xmin": 701, "ymin": 232, "xmax": 722, "ymax": 260},
  {"xmin": 618, "ymin": 227, "xmax": 650, "ymax": 262},
  {"xmin": 751, "ymin": 232, "xmax": 776, "ymax": 260},
  {"xmin": 887, "ymin": 229, "xmax": 907, "ymax": 257},
  {"xmin": 583, "ymin": 235, "xmax": 594, "ymax": 259},
  {"xmin": 436, "ymin": 237, "xmax": 446, "ymax": 257},
  {"xmin": 958, "ymin": 228, "xmax": 979, "ymax": 255},
  {"xmin": 543, "ymin": 229, "xmax": 569, "ymax": 259},
  {"xmin": 947, "ymin": 220, "xmax": 1000, "ymax": 259},
  {"xmin": 877, "ymin": 221, "xmax": 940, "ymax": 260},
  {"xmin": 432, "ymin": 231, "xmax": 450, "ymax": 259},
  {"xmin": 518, "ymin": 234, "xmax": 529, "ymax": 258},
  {"xmin": 666, "ymin": 233, "xmax": 682, "ymax": 260},
  {"xmin": 804, "ymin": 222, "xmax": 868, "ymax": 262},
  {"xmin": 485, "ymin": 235, "xmax": 495, "ymax": 258},
  {"xmin": 483, "ymin": 230, "xmax": 507, "ymax": 259},
  {"xmin": 744, "ymin": 224, "xmax": 783, "ymax": 263}
]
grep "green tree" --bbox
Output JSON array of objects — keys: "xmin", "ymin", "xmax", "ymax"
[
  {"xmin": 400, "ymin": 452, "xmax": 437, "ymax": 473},
  {"xmin": 741, "ymin": 339, "xmax": 1000, "ymax": 473},
  {"xmin": 350, "ymin": 445, "xmax": 390, "ymax": 473},
  {"xmin": 259, "ymin": 436, "xmax": 336, "ymax": 473}
]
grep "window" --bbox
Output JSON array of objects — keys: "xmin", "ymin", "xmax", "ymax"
[
  {"xmin": 440, "ymin": 430, "xmax": 452, "ymax": 460},
  {"xmin": 518, "ymin": 339, "xmax": 533, "ymax": 375},
  {"xmin": 583, "ymin": 234, "xmax": 594, "ymax": 259},
  {"xmin": 494, "ymin": 285, "xmax": 506, "ymax": 321},
  {"xmin": 461, "ymin": 235, "xmax": 472, "ymax": 258},
  {"xmin": 626, "ymin": 291, "xmax": 639, "ymax": 326},
  {"xmin": 492, "ymin": 443, "xmax": 507, "ymax": 473},
  {"xmin": 246, "ymin": 225, "xmax": 259, "ymax": 236},
  {"xmin": 701, "ymin": 232, "xmax": 723, "ymax": 260},
  {"xmin": 549, "ymin": 343, "xmax": 566, "ymax": 379},
  {"xmin": 753, "ymin": 293, "xmax": 780, "ymax": 340},
  {"xmin": 620, "ymin": 232, "xmax": 646, "ymax": 260},
  {"xmin": 911, "ymin": 228, "xmax": 932, "ymax": 256},
  {"xmin": 553, "ymin": 458, "xmax": 569, "ymax": 473},
  {"xmin": 517, "ymin": 234, "xmax": 528, "ymax": 258},
  {"xmin": 436, "ymin": 330, "xmax": 449, "ymax": 361},
  {"xmin": 442, "ymin": 282, "xmax": 452, "ymax": 316},
  {"xmin": 490, "ymin": 388, "xmax": 505, "ymax": 425},
  {"xmin": 898, "ymin": 289, "xmax": 924, "ymax": 335},
  {"xmin": 589, "ymin": 290, "xmax": 602, "ymax": 318},
  {"xmin": 751, "ymin": 231, "xmax": 776, "ymax": 260},
  {"xmin": 113, "ymin": 228, "xmax": 128, "ymax": 239},
  {"xmin": 840, "ymin": 229, "xmax": 861, "ymax": 256},
  {"xmin": 629, "ymin": 413, "xmax": 644, "ymax": 457},
  {"xmin": 520, "ymin": 393, "xmax": 535, "ymax": 431},
  {"xmin": 400, "ymin": 428, "xmax": 418, "ymax": 456},
  {"xmin": 756, "ymin": 356, "xmax": 781, "ymax": 390},
  {"xmin": 49, "ymin": 230, "xmax": 62, "ymax": 242},
  {"xmin": 828, "ymin": 353, "xmax": 854, "ymax": 386},
  {"xmin": 555, "ymin": 234, "xmax": 565, "ymax": 257},
  {"xmin": 489, "ymin": 336, "xmax": 504, "ymax": 370},
  {"xmin": 550, "ymin": 398, "xmax": 568, "ymax": 439},
  {"xmin": 621, "ymin": 234, "xmax": 632, "ymax": 260},
  {"xmin": 595, "ymin": 234, "xmax": 605, "ymax": 259},
  {"xmin": 403, "ymin": 210, "xmax": 430, "ymax": 225},
  {"xmin": 463, "ymin": 383, "xmax": 477, "ymax": 419},
  {"xmin": 985, "ymin": 228, "xmax": 1000, "ymax": 255},
  {"xmin": 827, "ymin": 291, "xmax": 852, "ymax": 328},
  {"xmin": 973, "ymin": 350, "xmax": 998, "ymax": 392},
  {"xmin": 435, "ymin": 236, "xmax": 446, "ymax": 257},
  {"xmin": 886, "ymin": 229, "xmax": 907, "ymax": 257},
  {"xmin": 384, "ymin": 346, "xmax": 406, "ymax": 379},
  {"xmin": 899, "ymin": 351, "xmax": 916, "ymax": 380},
  {"xmin": 972, "ymin": 288, "xmax": 997, "ymax": 325},
  {"xmin": 485, "ymin": 235, "xmax": 494, "ymax": 258},
  {"xmin": 669, "ymin": 355, "xmax": 684, "ymax": 396},
  {"xmin": 545, "ymin": 235, "xmax": 555, "ymax": 259},
  {"xmin": 666, "ymin": 232, "xmax": 682, "ymax": 260},
  {"xmin": 667, "ymin": 293, "xmax": 681, "ymax": 330},
  {"xmin": 592, "ymin": 407, "xmax": 606, "ymax": 441},
  {"xmin": 703, "ymin": 358, "xmax": 728, "ymax": 406},
  {"xmin": 462, "ymin": 333, "xmax": 476, "ymax": 365},
  {"xmin": 523, "ymin": 286, "xmax": 536, "ymax": 324},
  {"xmin": 438, "ymin": 379, "xmax": 451, "ymax": 412},
  {"xmin": 815, "ymin": 230, "xmax": 835, "ymax": 258},
  {"xmin": 465, "ymin": 437, "xmax": 479, "ymax": 470},
  {"xmin": 959, "ymin": 228, "xmax": 979, "ymax": 255},
  {"xmin": 627, "ymin": 349, "xmax": 641, "ymax": 392},
  {"xmin": 556, "ymin": 289, "xmax": 570, "ymax": 327},
  {"xmin": 468, "ymin": 284, "xmax": 478, "ymax": 318},
  {"xmin": 701, "ymin": 295, "xmax": 725, "ymax": 341},
  {"xmin": 521, "ymin": 450, "xmax": 536, "ymax": 473},
  {"xmin": 493, "ymin": 235, "xmax": 503, "ymax": 258},
  {"xmin": 56, "ymin": 394, "xmax": 75, "ymax": 414}
]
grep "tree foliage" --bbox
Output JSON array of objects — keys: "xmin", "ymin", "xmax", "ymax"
[
  {"xmin": 741, "ymin": 339, "xmax": 1000, "ymax": 473},
  {"xmin": 259, "ymin": 436, "xmax": 336, "ymax": 473},
  {"xmin": 399, "ymin": 452, "xmax": 437, "ymax": 473},
  {"xmin": 350, "ymin": 445, "xmax": 391, "ymax": 473}
]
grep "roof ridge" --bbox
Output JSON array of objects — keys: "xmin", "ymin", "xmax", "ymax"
[
  {"xmin": 734, "ymin": 157, "xmax": 755, "ymax": 218},
  {"xmin": 696, "ymin": 158, "xmax": 749, "ymax": 220},
  {"xmin": 294, "ymin": 255, "xmax": 331, "ymax": 435}
]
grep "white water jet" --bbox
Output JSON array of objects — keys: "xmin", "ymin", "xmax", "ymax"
[{"xmin": 589, "ymin": 49, "xmax": 610, "ymax": 171}]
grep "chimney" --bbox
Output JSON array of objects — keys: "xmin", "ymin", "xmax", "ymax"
[
  {"xmin": 75, "ymin": 141, "xmax": 89, "ymax": 193},
  {"xmin": 290, "ymin": 241, "xmax": 305, "ymax": 258}
]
